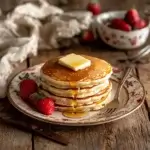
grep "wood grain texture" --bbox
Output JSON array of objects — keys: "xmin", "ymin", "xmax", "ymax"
[
  {"xmin": 34, "ymin": 125, "xmax": 107, "ymax": 150},
  {"xmin": 137, "ymin": 63, "xmax": 150, "ymax": 111},
  {"xmin": 102, "ymin": 105, "xmax": 150, "ymax": 150},
  {"xmin": 0, "ymin": 121, "xmax": 32, "ymax": 150}
]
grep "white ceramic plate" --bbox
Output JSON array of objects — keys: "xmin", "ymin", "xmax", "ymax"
[{"xmin": 8, "ymin": 64, "xmax": 145, "ymax": 126}]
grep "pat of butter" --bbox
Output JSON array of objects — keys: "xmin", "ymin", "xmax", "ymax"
[{"xmin": 58, "ymin": 53, "xmax": 91, "ymax": 71}]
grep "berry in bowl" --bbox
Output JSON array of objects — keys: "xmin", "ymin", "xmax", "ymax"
[{"xmin": 95, "ymin": 9, "xmax": 150, "ymax": 49}]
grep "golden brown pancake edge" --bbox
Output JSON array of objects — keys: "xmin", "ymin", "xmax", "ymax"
[{"xmin": 41, "ymin": 55, "xmax": 112, "ymax": 82}]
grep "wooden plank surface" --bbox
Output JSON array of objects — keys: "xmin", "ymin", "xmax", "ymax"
[
  {"xmin": 137, "ymin": 63, "xmax": 150, "ymax": 114},
  {"xmin": 102, "ymin": 105, "xmax": 150, "ymax": 150},
  {"xmin": 0, "ymin": 121, "xmax": 32, "ymax": 150}
]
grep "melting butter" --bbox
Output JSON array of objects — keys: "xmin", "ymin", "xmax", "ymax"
[{"xmin": 58, "ymin": 53, "xmax": 91, "ymax": 71}]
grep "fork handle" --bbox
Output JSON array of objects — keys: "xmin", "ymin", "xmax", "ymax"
[{"xmin": 116, "ymin": 66, "xmax": 133, "ymax": 98}]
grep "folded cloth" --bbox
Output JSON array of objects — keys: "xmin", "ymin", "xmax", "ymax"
[{"xmin": 0, "ymin": 0, "xmax": 93, "ymax": 98}]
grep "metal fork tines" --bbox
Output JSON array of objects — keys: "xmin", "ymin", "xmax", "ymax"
[{"xmin": 105, "ymin": 108, "xmax": 116, "ymax": 115}]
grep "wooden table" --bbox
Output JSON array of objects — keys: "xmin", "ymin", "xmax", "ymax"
[
  {"xmin": 0, "ymin": 0, "xmax": 150, "ymax": 150},
  {"xmin": 0, "ymin": 44, "xmax": 149, "ymax": 150}
]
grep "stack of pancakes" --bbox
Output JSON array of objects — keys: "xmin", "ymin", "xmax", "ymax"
[{"xmin": 39, "ymin": 55, "xmax": 112, "ymax": 112}]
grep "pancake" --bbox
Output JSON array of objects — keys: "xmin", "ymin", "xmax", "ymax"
[
  {"xmin": 40, "ymin": 80, "xmax": 110, "ymax": 98},
  {"xmin": 40, "ymin": 55, "xmax": 112, "ymax": 89},
  {"xmin": 55, "ymin": 93, "xmax": 112, "ymax": 112},
  {"xmin": 40, "ymin": 54, "xmax": 113, "ymax": 113},
  {"xmin": 40, "ymin": 70, "xmax": 111, "ymax": 89},
  {"xmin": 39, "ymin": 82, "xmax": 112, "ymax": 107}
]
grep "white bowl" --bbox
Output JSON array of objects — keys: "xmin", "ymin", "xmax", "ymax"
[{"xmin": 95, "ymin": 11, "xmax": 150, "ymax": 50}]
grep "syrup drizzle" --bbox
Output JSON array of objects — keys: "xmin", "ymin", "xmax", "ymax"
[{"xmin": 63, "ymin": 112, "xmax": 88, "ymax": 118}]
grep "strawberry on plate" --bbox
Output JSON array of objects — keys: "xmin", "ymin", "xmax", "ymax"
[
  {"xmin": 87, "ymin": 0, "xmax": 101, "ymax": 15},
  {"xmin": 29, "ymin": 93, "xmax": 55, "ymax": 115},
  {"xmin": 124, "ymin": 8, "xmax": 140, "ymax": 26},
  {"xmin": 20, "ymin": 79, "xmax": 38, "ymax": 100},
  {"xmin": 36, "ymin": 97, "xmax": 55, "ymax": 115},
  {"xmin": 110, "ymin": 18, "xmax": 132, "ymax": 32}
]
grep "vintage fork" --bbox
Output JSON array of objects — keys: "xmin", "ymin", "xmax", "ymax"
[{"xmin": 106, "ymin": 45, "xmax": 150, "ymax": 114}]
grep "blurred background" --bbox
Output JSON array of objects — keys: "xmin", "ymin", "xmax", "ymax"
[{"xmin": 0, "ymin": 0, "xmax": 147, "ymax": 13}]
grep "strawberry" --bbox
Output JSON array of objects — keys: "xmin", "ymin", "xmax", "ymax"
[
  {"xmin": 29, "ymin": 93, "xmax": 55, "ymax": 115},
  {"xmin": 87, "ymin": 0, "xmax": 101, "ymax": 15},
  {"xmin": 110, "ymin": 18, "xmax": 132, "ymax": 32},
  {"xmin": 36, "ymin": 97, "xmax": 54, "ymax": 115},
  {"xmin": 133, "ymin": 19, "xmax": 147, "ymax": 29},
  {"xmin": 82, "ymin": 30, "xmax": 95, "ymax": 41},
  {"xmin": 20, "ymin": 79, "xmax": 38, "ymax": 100},
  {"xmin": 124, "ymin": 9, "xmax": 140, "ymax": 26}
]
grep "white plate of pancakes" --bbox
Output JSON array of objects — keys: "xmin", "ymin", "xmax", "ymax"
[{"xmin": 8, "ymin": 55, "xmax": 145, "ymax": 126}]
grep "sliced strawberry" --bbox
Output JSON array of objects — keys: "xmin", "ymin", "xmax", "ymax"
[
  {"xmin": 124, "ymin": 9, "xmax": 140, "ymax": 26},
  {"xmin": 133, "ymin": 19, "xmax": 147, "ymax": 29},
  {"xmin": 20, "ymin": 79, "xmax": 38, "ymax": 100},
  {"xmin": 87, "ymin": 0, "xmax": 101, "ymax": 15},
  {"xmin": 110, "ymin": 18, "xmax": 132, "ymax": 32}
]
